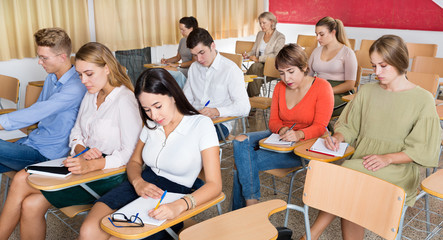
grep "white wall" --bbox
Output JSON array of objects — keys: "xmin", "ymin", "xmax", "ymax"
[{"xmin": 2, "ymin": 23, "xmax": 443, "ymax": 108}]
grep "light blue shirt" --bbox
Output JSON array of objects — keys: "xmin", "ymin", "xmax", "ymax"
[{"xmin": 0, "ymin": 66, "xmax": 86, "ymax": 159}]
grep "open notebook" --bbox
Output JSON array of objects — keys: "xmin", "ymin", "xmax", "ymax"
[
  {"xmin": 309, "ymin": 138, "xmax": 348, "ymax": 157},
  {"xmin": 114, "ymin": 192, "xmax": 185, "ymax": 226},
  {"xmin": 25, "ymin": 158, "xmax": 71, "ymax": 178},
  {"xmin": 263, "ymin": 133, "xmax": 294, "ymax": 146}
]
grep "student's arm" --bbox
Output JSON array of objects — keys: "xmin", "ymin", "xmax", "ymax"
[
  {"xmin": 216, "ymin": 68, "xmax": 251, "ymax": 117},
  {"xmin": 168, "ymin": 55, "xmax": 196, "ymax": 69},
  {"xmin": 162, "ymin": 54, "xmax": 181, "ymax": 64},
  {"xmin": 332, "ymin": 48, "xmax": 358, "ymax": 94}
]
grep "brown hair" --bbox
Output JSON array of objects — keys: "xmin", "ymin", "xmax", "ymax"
[
  {"xmin": 275, "ymin": 43, "xmax": 309, "ymax": 76},
  {"xmin": 369, "ymin": 35, "xmax": 409, "ymax": 75},
  {"xmin": 75, "ymin": 42, "xmax": 134, "ymax": 91},
  {"xmin": 258, "ymin": 12, "xmax": 278, "ymax": 30},
  {"xmin": 34, "ymin": 28, "xmax": 72, "ymax": 56},
  {"xmin": 316, "ymin": 17, "xmax": 351, "ymax": 48}
]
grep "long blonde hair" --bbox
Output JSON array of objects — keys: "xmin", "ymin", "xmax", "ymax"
[
  {"xmin": 75, "ymin": 42, "xmax": 133, "ymax": 91},
  {"xmin": 316, "ymin": 16, "xmax": 351, "ymax": 48}
]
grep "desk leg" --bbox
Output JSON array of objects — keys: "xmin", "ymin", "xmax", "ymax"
[
  {"xmin": 165, "ymin": 227, "xmax": 179, "ymax": 240},
  {"xmin": 216, "ymin": 123, "xmax": 227, "ymax": 145},
  {"xmin": 80, "ymin": 183, "xmax": 101, "ymax": 199}
]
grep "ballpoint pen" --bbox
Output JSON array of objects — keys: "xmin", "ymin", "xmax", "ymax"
[
  {"xmin": 325, "ymin": 127, "xmax": 336, "ymax": 151},
  {"xmin": 279, "ymin": 123, "xmax": 297, "ymax": 141},
  {"xmin": 154, "ymin": 190, "xmax": 168, "ymax": 210},
  {"xmin": 204, "ymin": 100, "xmax": 210, "ymax": 107},
  {"xmin": 73, "ymin": 147, "xmax": 90, "ymax": 158}
]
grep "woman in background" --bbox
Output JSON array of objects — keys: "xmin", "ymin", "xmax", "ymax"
[
  {"xmin": 303, "ymin": 35, "xmax": 440, "ymax": 240},
  {"xmin": 232, "ymin": 44, "xmax": 333, "ymax": 210},
  {"xmin": 161, "ymin": 16, "xmax": 198, "ymax": 79},
  {"xmin": 308, "ymin": 16, "xmax": 357, "ymax": 116},
  {"xmin": 79, "ymin": 68, "xmax": 222, "ymax": 240},
  {"xmin": 245, "ymin": 11, "xmax": 286, "ymax": 97},
  {"xmin": 0, "ymin": 42, "xmax": 142, "ymax": 240}
]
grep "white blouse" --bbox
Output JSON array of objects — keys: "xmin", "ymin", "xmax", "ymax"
[
  {"xmin": 140, "ymin": 115, "xmax": 219, "ymax": 188},
  {"xmin": 69, "ymin": 85, "xmax": 142, "ymax": 169}
]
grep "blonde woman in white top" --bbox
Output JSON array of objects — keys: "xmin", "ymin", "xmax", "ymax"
[
  {"xmin": 0, "ymin": 42, "xmax": 142, "ymax": 240},
  {"xmin": 79, "ymin": 68, "xmax": 222, "ymax": 240}
]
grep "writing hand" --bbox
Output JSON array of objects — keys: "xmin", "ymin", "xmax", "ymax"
[
  {"xmin": 199, "ymin": 107, "xmax": 220, "ymax": 119},
  {"xmin": 161, "ymin": 58, "xmax": 167, "ymax": 64},
  {"xmin": 249, "ymin": 55, "xmax": 258, "ymax": 62},
  {"xmin": 148, "ymin": 200, "xmax": 186, "ymax": 220},
  {"xmin": 132, "ymin": 178, "xmax": 164, "ymax": 199},
  {"xmin": 82, "ymin": 147, "xmax": 103, "ymax": 160},
  {"xmin": 362, "ymin": 154, "xmax": 392, "ymax": 171},
  {"xmin": 64, "ymin": 156, "xmax": 92, "ymax": 174},
  {"xmin": 324, "ymin": 136, "xmax": 340, "ymax": 152},
  {"xmin": 279, "ymin": 130, "xmax": 304, "ymax": 142}
]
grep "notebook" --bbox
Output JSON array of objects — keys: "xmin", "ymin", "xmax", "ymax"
[
  {"xmin": 263, "ymin": 133, "xmax": 294, "ymax": 146},
  {"xmin": 25, "ymin": 158, "xmax": 71, "ymax": 178},
  {"xmin": 114, "ymin": 192, "xmax": 185, "ymax": 226},
  {"xmin": 309, "ymin": 138, "xmax": 348, "ymax": 157}
]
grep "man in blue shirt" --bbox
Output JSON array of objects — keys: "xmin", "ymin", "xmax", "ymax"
[{"xmin": 0, "ymin": 28, "xmax": 86, "ymax": 173}]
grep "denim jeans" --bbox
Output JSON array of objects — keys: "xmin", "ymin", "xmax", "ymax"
[
  {"xmin": 0, "ymin": 139, "xmax": 48, "ymax": 173},
  {"xmin": 232, "ymin": 130, "xmax": 302, "ymax": 210}
]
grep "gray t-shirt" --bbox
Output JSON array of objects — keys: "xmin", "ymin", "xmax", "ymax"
[{"xmin": 178, "ymin": 37, "xmax": 192, "ymax": 77}]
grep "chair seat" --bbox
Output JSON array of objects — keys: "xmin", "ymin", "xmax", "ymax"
[
  {"xmin": 0, "ymin": 109, "xmax": 16, "ymax": 115},
  {"xmin": 421, "ymin": 169, "xmax": 443, "ymax": 199},
  {"xmin": 59, "ymin": 204, "xmax": 92, "ymax": 218},
  {"xmin": 264, "ymin": 167, "xmax": 302, "ymax": 178},
  {"xmin": 250, "ymin": 97, "xmax": 272, "ymax": 110}
]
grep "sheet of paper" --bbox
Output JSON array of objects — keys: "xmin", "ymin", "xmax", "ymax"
[
  {"xmin": 309, "ymin": 138, "xmax": 348, "ymax": 157},
  {"xmin": 0, "ymin": 129, "xmax": 27, "ymax": 141},
  {"xmin": 115, "ymin": 192, "xmax": 185, "ymax": 226},
  {"xmin": 30, "ymin": 158, "xmax": 67, "ymax": 167},
  {"xmin": 263, "ymin": 133, "xmax": 293, "ymax": 146}
]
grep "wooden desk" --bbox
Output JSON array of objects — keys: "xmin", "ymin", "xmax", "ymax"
[
  {"xmin": 421, "ymin": 169, "xmax": 443, "ymax": 199},
  {"xmin": 293, "ymin": 138, "xmax": 355, "ymax": 163},
  {"xmin": 144, "ymin": 64, "xmax": 178, "ymax": 72},
  {"xmin": 0, "ymin": 129, "xmax": 27, "ymax": 142},
  {"xmin": 0, "ymin": 109, "xmax": 15, "ymax": 115},
  {"xmin": 212, "ymin": 116, "xmax": 247, "ymax": 145},
  {"xmin": 101, "ymin": 193, "xmax": 226, "ymax": 240},
  {"xmin": 258, "ymin": 137, "xmax": 302, "ymax": 153},
  {"xmin": 179, "ymin": 199, "xmax": 286, "ymax": 240},
  {"xmin": 342, "ymin": 94, "xmax": 354, "ymax": 103},
  {"xmin": 212, "ymin": 116, "xmax": 238, "ymax": 124}
]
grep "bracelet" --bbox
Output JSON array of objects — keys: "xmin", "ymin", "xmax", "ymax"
[
  {"xmin": 185, "ymin": 194, "xmax": 196, "ymax": 209},
  {"xmin": 181, "ymin": 197, "xmax": 189, "ymax": 211}
]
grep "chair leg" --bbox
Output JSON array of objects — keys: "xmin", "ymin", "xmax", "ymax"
[
  {"xmin": 165, "ymin": 227, "xmax": 179, "ymax": 240},
  {"xmin": 271, "ymin": 176, "xmax": 277, "ymax": 195},
  {"xmin": 286, "ymin": 204, "xmax": 311, "ymax": 240},
  {"xmin": 216, "ymin": 202, "xmax": 223, "ymax": 215},
  {"xmin": 284, "ymin": 172, "xmax": 298, "ymax": 227},
  {"xmin": 396, "ymin": 206, "xmax": 408, "ymax": 240}
]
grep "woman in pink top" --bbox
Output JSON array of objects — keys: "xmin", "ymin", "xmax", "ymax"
[
  {"xmin": 232, "ymin": 44, "xmax": 333, "ymax": 210},
  {"xmin": 308, "ymin": 16, "xmax": 358, "ymax": 116}
]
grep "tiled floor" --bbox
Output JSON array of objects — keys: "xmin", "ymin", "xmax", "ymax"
[{"xmin": 1, "ymin": 110, "xmax": 443, "ymax": 239}]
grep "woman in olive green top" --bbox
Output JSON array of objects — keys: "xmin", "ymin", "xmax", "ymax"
[{"xmin": 303, "ymin": 35, "xmax": 441, "ymax": 240}]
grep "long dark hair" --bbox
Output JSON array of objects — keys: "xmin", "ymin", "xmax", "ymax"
[{"xmin": 134, "ymin": 68, "xmax": 199, "ymax": 128}]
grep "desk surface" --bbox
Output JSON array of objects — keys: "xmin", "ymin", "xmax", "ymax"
[
  {"xmin": 0, "ymin": 109, "xmax": 16, "ymax": 115},
  {"xmin": 143, "ymin": 64, "xmax": 178, "ymax": 72},
  {"xmin": 293, "ymin": 138, "xmax": 355, "ymax": 162},
  {"xmin": 27, "ymin": 166, "xmax": 126, "ymax": 191},
  {"xmin": 100, "ymin": 192, "xmax": 226, "ymax": 240},
  {"xmin": 179, "ymin": 199, "xmax": 286, "ymax": 240},
  {"xmin": 212, "ymin": 116, "xmax": 239, "ymax": 124},
  {"xmin": 258, "ymin": 137, "xmax": 303, "ymax": 153},
  {"xmin": 421, "ymin": 169, "xmax": 443, "ymax": 199}
]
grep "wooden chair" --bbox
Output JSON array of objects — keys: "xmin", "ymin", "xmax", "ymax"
[
  {"xmin": 297, "ymin": 35, "xmax": 318, "ymax": 48},
  {"xmin": 287, "ymin": 160, "xmax": 407, "ymax": 240},
  {"xmin": 235, "ymin": 41, "xmax": 254, "ymax": 55},
  {"xmin": 101, "ymin": 192, "xmax": 226, "ymax": 240},
  {"xmin": 411, "ymin": 56, "xmax": 443, "ymax": 94},
  {"xmin": 179, "ymin": 199, "xmax": 287, "ymax": 240},
  {"xmin": 407, "ymin": 71, "xmax": 439, "ymax": 99},
  {"xmin": 220, "ymin": 52, "xmax": 242, "ymax": 69},
  {"xmin": 0, "ymin": 74, "xmax": 20, "ymax": 114},
  {"xmin": 24, "ymin": 82, "xmax": 44, "ymax": 133},
  {"xmin": 249, "ymin": 57, "xmax": 280, "ymax": 127},
  {"xmin": 406, "ymin": 42, "xmax": 438, "ymax": 59},
  {"xmin": 348, "ymin": 38, "xmax": 356, "ymax": 50},
  {"xmin": 303, "ymin": 46, "xmax": 315, "ymax": 59},
  {"xmin": 418, "ymin": 169, "xmax": 443, "ymax": 239}
]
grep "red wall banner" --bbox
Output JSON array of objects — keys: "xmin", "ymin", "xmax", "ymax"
[{"xmin": 269, "ymin": 0, "xmax": 443, "ymax": 31}]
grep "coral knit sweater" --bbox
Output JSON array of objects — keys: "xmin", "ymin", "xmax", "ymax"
[{"xmin": 269, "ymin": 77, "xmax": 334, "ymax": 140}]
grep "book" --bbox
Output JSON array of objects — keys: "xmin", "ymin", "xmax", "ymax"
[
  {"xmin": 0, "ymin": 129, "xmax": 27, "ymax": 141},
  {"xmin": 114, "ymin": 192, "xmax": 185, "ymax": 226},
  {"xmin": 263, "ymin": 133, "xmax": 294, "ymax": 146},
  {"xmin": 25, "ymin": 158, "xmax": 71, "ymax": 178},
  {"xmin": 309, "ymin": 138, "xmax": 348, "ymax": 157}
]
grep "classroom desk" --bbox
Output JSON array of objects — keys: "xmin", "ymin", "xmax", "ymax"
[
  {"xmin": 100, "ymin": 193, "xmax": 226, "ymax": 240},
  {"xmin": 212, "ymin": 116, "xmax": 247, "ymax": 145},
  {"xmin": 258, "ymin": 137, "xmax": 303, "ymax": 153},
  {"xmin": 144, "ymin": 64, "xmax": 178, "ymax": 72},
  {"xmin": 343, "ymin": 94, "xmax": 443, "ymax": 106},
  {"xmin": 179, "ymin": 199, "xmax": 287, "ymax": 240},
  {"xmin": 0, "ymin": 129, "xmax": 27, "ymax": 142},
  {"xmin": 293, "ymin": 138, "xmax": 355, "ymax": 163}
]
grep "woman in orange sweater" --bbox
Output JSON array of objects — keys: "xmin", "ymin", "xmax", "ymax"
[{"xmin": 232, "ymin": 43, "xmax": 334, "ymax": 210}]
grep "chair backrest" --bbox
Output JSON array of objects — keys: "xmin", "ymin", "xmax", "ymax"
[
  {"xmin": 348, "ymin": 39, "xmax": 356, "ymax": 50},
  {"xmin": 0, "ymin": 74, "xmax": 19, "ymax": 105},
  {"xmin": 263, "ymin": 57, "xmax": 280, "ymax": 79},
  {"xmin": 303, "ymin": 160, "xmax": 406, "ymax": 240},
  {"xmin": 359, "ymin": 39, "xmax": 376, "ymax": 52},
  {"xmin": 355, "ymin": 39, "xmax": 376, "ymax": 70},
  {"xmin": 70, "ymin": 56, "xmax": 75, "ymax": 65},
  {"xmin": 355, "ymin": 65, "xmax": 362, "ymax": 92},
  {"xmin": 411, "ymin": 56, "xmax": 443, "ymax": 77},
  {"xmin": 297, "ymin": 35, "xmax": 318, "ymax": 48},
  {"xmin": 407, "ymin": 71, "xmax": 439, "ymax": 98},
  {"xmin": 235, "ymin": 41, "xmax": 254, "ymax": 55},
  {"xmin": 304, "ymin": 47, "xmax": 315, "ymax": 59},
  {"xmin": 220, "ymin": 52, "xmax": 242, "ymax": 69},
  {"xmin": 25, "ymin": 84, "xmax": 43, "ymax": 108},
  {"xmin": 406, "ymin": 43, "xmax": 437, "ymax": 59}
]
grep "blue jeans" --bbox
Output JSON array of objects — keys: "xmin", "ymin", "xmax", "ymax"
[
  {"xmin": 214, "ymin": 124, "xmax": 229, "ymax": 141},
  {"xmin": 232, "ymin": 130, "xmax": 302, "ymax": 210},
  {"xmin": 0, "ymin": 139, "xmax": 48, "ymax": 173}
]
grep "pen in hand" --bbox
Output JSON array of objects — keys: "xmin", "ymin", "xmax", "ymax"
[
  {"xmin": 279, "ymin": 123, "xmax": 297, "ymax": 141},
  {"xmin": 325, "ymin": 127, "xmax": 336, "ymax": 152},
  {"xmin": 154, "ymin": 190, "xmax": 168, "ymax": 210},
  {"xmin": 73, "ymin": 147, "xmax": 90, "ymax": 158},
  {"xmin": 204, "ymin": 100, "xmax": 210, "ymax": 107}
]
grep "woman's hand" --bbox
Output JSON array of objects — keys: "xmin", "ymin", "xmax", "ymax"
[
  {"xmin": 82, "ymin": 147, "xmax": 103, "ymax": 160},
  {"xmin": 362, "ymin": 154, "xmax": 392, "ymax": 171},
  {"xmin": 324, "ymin": 136, "xmax": 340, "ymax": 152},
  {"xmin": 64, "ymin": 156, "xmax": 92, "ymax": 174},
  {"xmin": 132, "ymin": 178, "xmax": 164, "ymax": 199},
  {"xmin": 161, "ymin": 58, "xmax": 167, "ymax": 64},
  {"xmin": 279, "ymin": 130, "xmax": 304, "ymax": 142},
  {"xmin": 148, "ymin": 199, "xmax": 187, "ymax": 220},
  {"xmin": 242, "ymin": 52, "xmax": 249, "ymax": 59},
  {"xmin": 249, "ymin": 55, "xmax": 258, "ymax": 62},
  {"xmin": 167, "ymin": 62, "xmax": 179, "ymax": 67}
]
